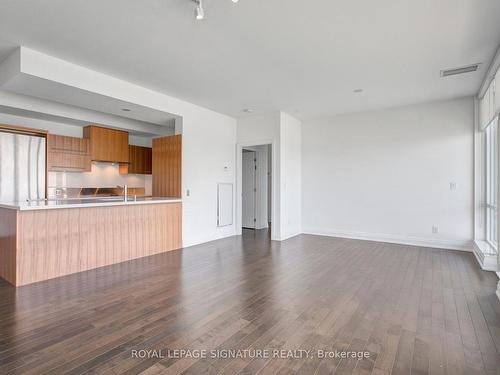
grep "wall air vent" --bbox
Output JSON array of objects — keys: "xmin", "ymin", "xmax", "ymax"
[{"xmin": 441, "ymin": 63, "xmax": 481, "ymax": 77}]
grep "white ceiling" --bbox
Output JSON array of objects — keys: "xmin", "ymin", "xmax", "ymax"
[{"xmin": 0, "ymin": 0, "xmax": 499, "ymax": 119}]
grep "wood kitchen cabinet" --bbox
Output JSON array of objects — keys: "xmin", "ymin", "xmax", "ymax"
[
  {"xmin": 83, "ymin": 125, "xmax": 129, "ymax": 163},
  {"xmin": 0, "ymin": 202, "xmax": 182, "ymax": 286},
  {"xmin": 47, "ymin": 134, "xmax": 91, "ymax": 172},
  {"xmin": 153, "ymin": 134, "xmax": 182, "ymax": 197},
  {"xmin": 119, "ymin": 145, "xmax": 152, "ymax": 175}
]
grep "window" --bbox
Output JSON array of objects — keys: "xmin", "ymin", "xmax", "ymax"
[{"xmin": 485, "ymin": 117, "xmax": 498, "ymax": 250}]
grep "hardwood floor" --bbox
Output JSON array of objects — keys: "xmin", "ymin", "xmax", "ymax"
[{"xmin": 0, "ymin": 230, "xmax": 499, "ymax": 374}]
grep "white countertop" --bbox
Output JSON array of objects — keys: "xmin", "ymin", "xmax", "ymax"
[{"xmin": 0, "ymin": 197, "xmax": 182, "ymax": 211}]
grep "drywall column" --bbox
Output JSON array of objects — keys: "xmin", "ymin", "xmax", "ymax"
[{"xmin": 280, "ymin": 112, "xmax": 302, "ymax": 239}]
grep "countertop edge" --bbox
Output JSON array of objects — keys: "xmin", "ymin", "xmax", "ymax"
[{"xmin": 0, "ymin": 199, "xmax": 183, "ymax": 211}]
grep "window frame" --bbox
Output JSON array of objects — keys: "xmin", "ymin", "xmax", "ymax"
[{"xmin": 485, "ymin": 117, "xmax": 499, "ymax": 250}]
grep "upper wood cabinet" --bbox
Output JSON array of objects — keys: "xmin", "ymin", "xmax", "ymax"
[
  {"xmin": 152, "ymin": 134, "xmax": 182, "ymax": 198},
  {"xmin": 119, "ymin": 145, "xmax": 152, "ymax": 175},
  {"xmin": 47, "ymin": 134, "xmax": 91, "ymax": 172},
  {"xmin": 83, "ymin": 125, "xmax": 129, "ymax": 163}
]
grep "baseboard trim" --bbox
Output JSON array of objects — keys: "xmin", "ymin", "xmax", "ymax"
[
  {"xmin": 280, "ymin": 231, "xmax": 302, "ymax": 241},
  {"xmin": 183, "ymin": 231, "xmax": 237, "ymax": 249},
  {"xmin": 302, "ymin": 228, "xmax": 473, "ymax": 252}
]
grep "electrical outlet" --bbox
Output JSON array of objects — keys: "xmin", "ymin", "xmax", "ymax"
[{"xmin": 432, "ymin": 225, "xmax": 439, "ymax": 234}]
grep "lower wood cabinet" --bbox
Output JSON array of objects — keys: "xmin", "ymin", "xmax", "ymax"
[
  {"xmin": 47, "ymin": 134, "xmax": 91, "ymax": 172},
  {"xmin": 0, "ymin": 203, "xmax": 182, "ymax": 286}
]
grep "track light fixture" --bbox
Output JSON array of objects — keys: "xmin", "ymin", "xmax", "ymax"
[
  {"xmin": 191, "ymin": 0, "xmax": 238, "ymax": 20},
  {"xmin": 194, "ymin": 0, "xmax": 204, "ymax": 20}
]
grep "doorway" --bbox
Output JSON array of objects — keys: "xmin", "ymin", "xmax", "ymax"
[{"xmin": 241, "ymin": 145, "xmax": 272, "ymax": 233}]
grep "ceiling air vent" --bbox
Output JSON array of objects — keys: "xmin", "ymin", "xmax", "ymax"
[{"xmin": 441, "ymin": 63, "xmax": 481, "ymax": 77}]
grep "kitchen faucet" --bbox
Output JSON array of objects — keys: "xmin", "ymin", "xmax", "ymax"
[{"xmin": 117, "ymin": 185, "xmax": 128, "ymax": 202}]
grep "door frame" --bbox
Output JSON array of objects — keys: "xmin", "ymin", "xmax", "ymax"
[
  {"xmin": 236, "ymin": 139, "xmax": 279, "ymax": 240},
  {"xmin": 241, "ymin": 149, "xmax": 257, "ymax": 229}
]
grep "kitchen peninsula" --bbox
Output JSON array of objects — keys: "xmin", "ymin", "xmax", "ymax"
[{"xmin": 0, "ymin": 197, "xmax": 182, "ymax": 286}]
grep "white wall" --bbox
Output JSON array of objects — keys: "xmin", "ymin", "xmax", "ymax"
[
  {"xmin": 181, "ymin": 108, "xmax": 236, "ymax": 247},
  {"xmin": 302, "ymin": 97, "xmax": 474, "ymax": 250},
  {"xmin": 237, "ymin": 112, "xmax": 281, "ymax": 143},
  {"xmin": 280, "ymin": 112, "xmax": 302, "ymax": 239}
]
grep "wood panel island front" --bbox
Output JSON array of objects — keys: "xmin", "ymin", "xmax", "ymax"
[{"xmin": 0, "ymin": 198, "xmax": 182, "ymax": 286}]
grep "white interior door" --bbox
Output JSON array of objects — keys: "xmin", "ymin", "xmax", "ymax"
[{"xmin": 242, "ymin": 150, "xmax": 256, "ymax": 229}]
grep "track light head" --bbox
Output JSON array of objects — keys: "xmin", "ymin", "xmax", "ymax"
[
  {"xmin": 194, "ymin": 0, "xmax": 204, "ymax": 20},
  {"xmin": 191, "ymin": 0, "xmax": 238, "ymax": 20}
]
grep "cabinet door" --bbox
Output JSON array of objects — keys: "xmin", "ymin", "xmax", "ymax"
[
  {"xmin": 131, "ymin": 145, "xmax": 144, "ymax": 173},
  {"xmin": 152, "ymin": 135, "xmax": 182, "ymax": 197},
  {"xmin": 84, "ymin": 126, "xmax": 129, "ymax": 163},
  {"xmin": 120, "ymin": 145, "xmax": 152, "ymax": 175},
  {"xmin": 47, "ymin": 134, "xmax": 91, "ymax": 171},
  {"xmin": 49, "ymin": 134, "xmax": 89, "ymax": 154},
  {"xmin": 143, "ymin": 147, "xmax": 152, "ymax": 174}
]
